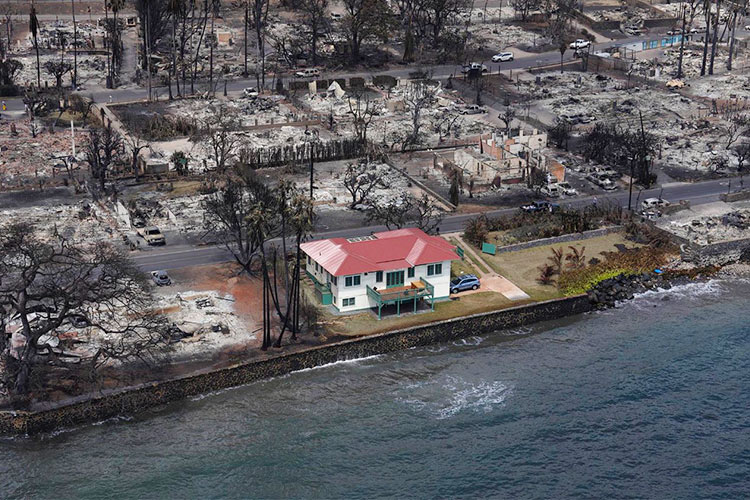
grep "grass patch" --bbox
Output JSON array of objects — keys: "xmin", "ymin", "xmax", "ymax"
[
  {"xmin": 447, "ymin": 237, "xmax": 490, "ymax": 274},
  {"xmin": 451, "ymin": 256, "xmax": 478, "ymax": 278},
  {"xmin": 481, "ymin": 232, "xmax": 641, "ymax": 301},
  {"xmin": 324, "ymin": 291, "xmax": 524, "ymax": 337}
]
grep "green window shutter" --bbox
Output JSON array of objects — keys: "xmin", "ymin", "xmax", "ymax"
[
  {"xmin": 436, "ymin": 263, "xmax": 442, "ymax": 274},
  {"xmin": 345, "ymin": 276, "xmax": 352, "ymax": 287},
  {"xmin": 353, "ymin": 275, "xmax": 361, "ymax": 286},
  {"xmin": 407, "ymin": 267, "xmax": 415, "ymax": 278},
  {"xmin": 376, "ymin": 271, "xmax": 383, "ymax": 282}
]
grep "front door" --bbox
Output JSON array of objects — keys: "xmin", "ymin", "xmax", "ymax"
[{"xmin": 386, "ymin": 271, "xmax": 405, "ymax": 288}]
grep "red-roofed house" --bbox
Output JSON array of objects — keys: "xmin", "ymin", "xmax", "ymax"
[{"xmin": 300, "ymin": 228, "xmax": 460, "ymax": 317}]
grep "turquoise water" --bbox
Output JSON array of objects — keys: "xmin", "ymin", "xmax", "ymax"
[{"xmin": 1, "ymin": 279, "xmax": 749, "ymax": 499}]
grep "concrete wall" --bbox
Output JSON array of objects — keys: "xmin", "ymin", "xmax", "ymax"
[
  {"xmin": 494, "ymin": 226, "xmax": 623, "ymax": 254},
  {"xmin": 0, "ymin": 295, "xmax": 592, "ymax": 435},
  {"xmin": 681, "ymin": 237, "xmax": 750, "ymax": 266}
]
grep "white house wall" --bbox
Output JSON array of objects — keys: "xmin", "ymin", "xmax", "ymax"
[{"xmin": 304, "ymin": 255, "xmax": 453, "ymax": 313}]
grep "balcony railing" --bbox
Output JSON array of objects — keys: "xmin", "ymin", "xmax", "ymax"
[{"xmin": 366, "ymin": 278, "xmax": 435, "ymax": 319}]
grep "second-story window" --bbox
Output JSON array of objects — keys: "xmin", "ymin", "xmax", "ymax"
[{"xmin": 345, "ymin": 275, "xmax": 361, "ymax": 287}]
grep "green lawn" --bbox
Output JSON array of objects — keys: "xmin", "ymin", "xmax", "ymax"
[
  {"xmin": 447, "ymin": 237, "xmax": 489, "ymax": 274},
  {"xmin": 324, "ymin": 291, "xmax": 524, "ymax": 337},
  {"xmin": 481, "ymin": 232, "xmax": 640, "ymax": 301}
]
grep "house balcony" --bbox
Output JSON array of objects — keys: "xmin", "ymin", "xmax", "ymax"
[
  {"xmin": 366, "ymin": 279, "xmax": 435, "ymax": 320},
  {"xmin": 305, "ymin": 270, "xmax": 333, "ymax": 305}
]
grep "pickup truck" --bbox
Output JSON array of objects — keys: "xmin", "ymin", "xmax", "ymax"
[
  {"xmin": 521, "ymin": 200, "xmax": 561, "ymax": 213},
  {"xmin": 137, "ymin": 226, "xmax": 166, "ymax": 245}
]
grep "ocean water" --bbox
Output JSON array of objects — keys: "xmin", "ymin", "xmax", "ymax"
[{"xmin": 1, "ymin": 280, "xmax": 749, "ymax": 499}]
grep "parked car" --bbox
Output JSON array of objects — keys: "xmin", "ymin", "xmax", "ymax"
[
  {"xmin": 461, "ymin": 104, "xmax": 485, "ymax": 115},
  {"xmin": 597, "ymin": 166, "xmax": 620, "ymax": 179},
  {"xmin": 540, "ymin": 184, "xmax": 561, "ymax": 197},
  {"xmin": 137, "ymin": 226, "xmax": 166, "ymax": 245},
  {"xmin": 521, "ymin": 200, "xmax": 561, "ymax": 213},
  {"xmin": 557, "ymin": 182, "xmax": 578, "ymax": 196},
  {"xmin": 461, "ymin": 62, "xmax": 489, "ymax": 74},
  {"xmin": 641, "ymin": 197, "xmax": 670, "ymax": 210},
  {"xmin": 491, "ymin": 52, "xmax": 514, "ymax": 62},
  {"xmin": 294, "ymin": 68, "xmax": 320, "ymax": 78},
  {"xmin": 151, "ymin": 270, "xmax": 172, "ymax": 286},
  {"xmin": 450, "ymin": 274, "xmax": 481, "ymax": 294},
  {"xmin": 243, "ymin": 87, "xmax": 259, "ymax": 98},
  {"xmin": 569, "ymin": 39, "xmax": 591, "ymax": 49},
  {"xmin": 587, "ymin": 172, "xmax": 617, "ymax": 190}
]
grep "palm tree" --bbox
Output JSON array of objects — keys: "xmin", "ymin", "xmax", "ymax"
[
  {"xmin": 109, "ymin": 0, "xmax": 125, "ymax": 86},
  {"xmin": 167, "ymin": 0, "xmax": 185, "ymax": 97},
  {"xmin": 29, "ymin": 4, "xmax": 41, "ymax": 88}
]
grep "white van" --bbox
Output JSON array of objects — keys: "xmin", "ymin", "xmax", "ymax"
[{"xmin": 540, "ymin": 184, "xmax": 561, "ymax": 197}]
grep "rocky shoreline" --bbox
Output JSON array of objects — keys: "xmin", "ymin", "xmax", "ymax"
[{"xmin": 587, "ymin": 262, "xmax": 750, "ymax": 309}]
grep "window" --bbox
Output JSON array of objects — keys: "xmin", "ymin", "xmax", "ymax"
[
  {"xmin": 331, "ymin": 276, "xmax": 338, "ymax": 286},
  {"xmin": 407, "ymin": 267, "xmax": 415, "ymax": 278},
  {"xmin": 307, "ymin": 255, "xmax": 311, "ymax": 265},
  {"xmin": 427, "ymin": 263, "xmax": 443, "ymax": 276},
  {"xmin": 376, "ymin": 271, "xmax": 383, "ymax": 283},
  {"xmin": 316, "ymin": 262, "xmax": 320, "ymax": 272},
  {"xmin": 345, "ymin": 275, "xmax": 360, "ymax": 287},
  {"xmin": 342, "ymin": 297, "xmax": 356, "ymax": 307}
]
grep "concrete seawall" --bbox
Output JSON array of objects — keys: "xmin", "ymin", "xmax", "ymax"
[{"xmin": 0, "ymin": 295, "xmax": 592, "ymax": 435}]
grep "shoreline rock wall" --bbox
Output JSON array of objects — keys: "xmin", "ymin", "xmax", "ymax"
[{"xmin": 0, "ymin": 295, "xmax": 592, "ymax": 435}]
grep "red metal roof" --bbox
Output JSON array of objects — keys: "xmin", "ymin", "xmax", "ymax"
[{"xmin": 300, "ymin": 228, "xmax": 460, "ymax": 277}]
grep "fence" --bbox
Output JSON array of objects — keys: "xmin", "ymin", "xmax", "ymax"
[{"xmin": 241, "ymin": 137, "xmax": 367, "ymax": 169}]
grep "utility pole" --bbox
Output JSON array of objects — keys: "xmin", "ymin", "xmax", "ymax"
[
  {"xmin": 104, "ymin": 0, "xmax": 110, "ymax": 88},
  {"xmin": 628, "ymin": 156, "xmax": 635, "ymax": 211}
]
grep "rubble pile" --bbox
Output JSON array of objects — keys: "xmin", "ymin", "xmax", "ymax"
[
  {"xmin": 299, "ymin": 84, "xmax": 488, "ymax": 147},
  {"xmin": 662, "ymin": 208, "xmax": 750, "ymax": 244},
  {"xmin": 305, "ymin": 162, "xmax": 411, "ymax": 209},
  {"xmin": 689, "ymin": 74, "xmax": 750, "ymax": 100},
  {"xmin": 0, "ymin": 201, "xmax": 123, "ymax": 244},
  {"xmin": 12, "ymin": 53, "xmax": 108, "ymax": 88},
  {"xmin": 525, "ymin": 71, "xmax": 740, "ymax": 172},
  {"xmin": 589, "ymin": 6, "xmax": 654, "ymax": 23},
  {"xmin": 164, "ymin": 95, "xmax": 295, "ymax": 129},
  {"xmin": 153, "ymin": 291, "xmax": 252, "ymax": 356},
  {"xmin": 123, "ymin": 191, "xmax": 208, "ymax": 234},
  {"xmin": 630, "ymin": 44, "xmax": 730, "ymax": 82},
  {"xmin": 0, "ymin": 127, "xmax": 88, "ymax": 189},
  {"xmin": 467, "ymin": 23, "xmax": 549, "ymax": 51}
]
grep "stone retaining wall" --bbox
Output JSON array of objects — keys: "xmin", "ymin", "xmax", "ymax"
[
  {"xmin": 494, "ymin": 226, "xmax": 623, "ymax": 254},
  {"xmin": 682, "ymin": 237, "xmax": 750, "ymax": 266},
  {"xmin": 0, "ymin": 295, "xmax": 592, "ymax": 435}
]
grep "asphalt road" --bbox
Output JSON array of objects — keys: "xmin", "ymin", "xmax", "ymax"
[
  {"xmin": 132, "ymin": 176, "xmax": 736, "ymax": 272},
  {"xmin": 1, "ymin": 31, "xmax": 662, "ymax": 113}
]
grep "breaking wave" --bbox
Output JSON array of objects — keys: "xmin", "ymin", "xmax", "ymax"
[
  {"xmin": 398, "ymin": 375, "xmax": 512, "ymax": 419},
  {"xmin": 290, "ymin": 354, "xmax": 383, "ymax": 374},
  {"xmin": 625, "ymin": 279, "xmax": 728, "ymax": 310}
]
